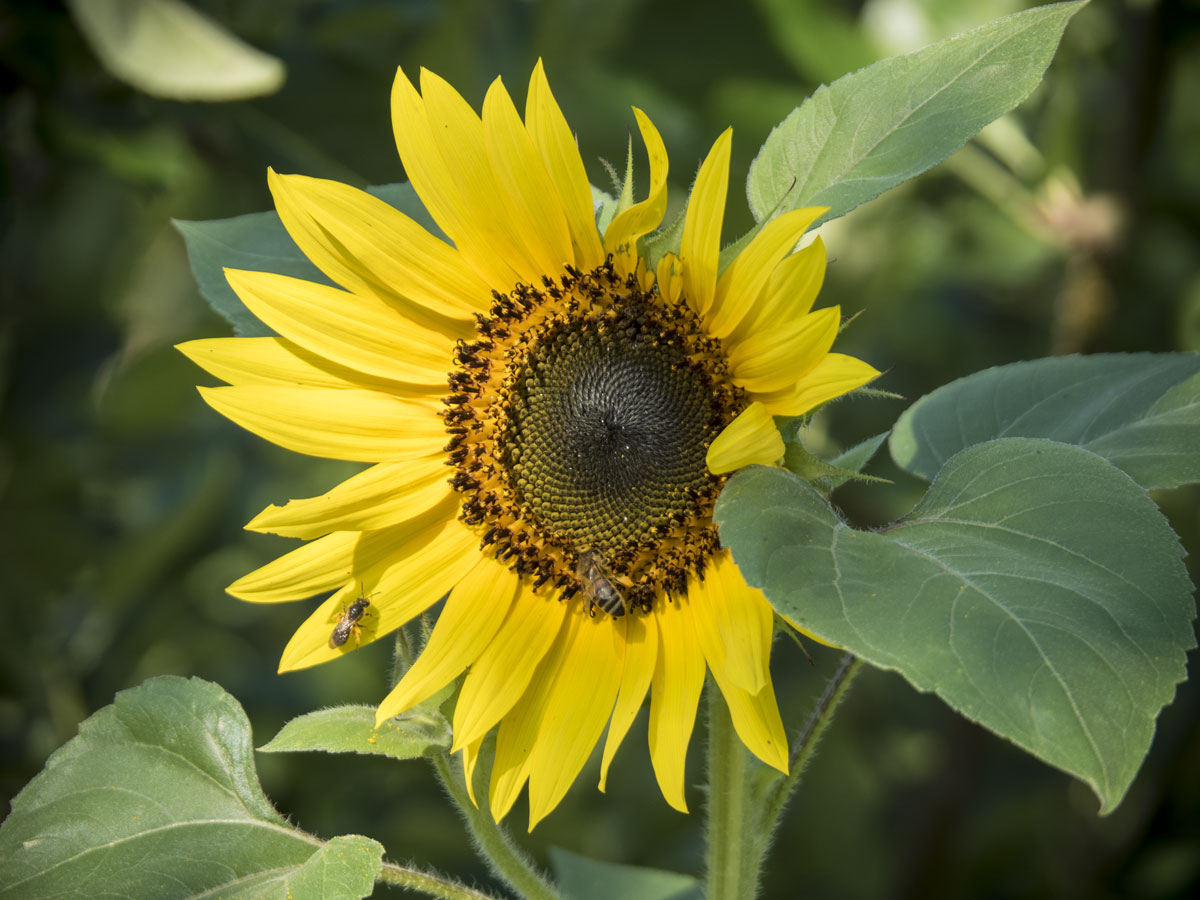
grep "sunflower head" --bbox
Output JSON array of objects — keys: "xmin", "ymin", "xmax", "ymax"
[
  {"xmin": 446, "ymin": 257, "xmax": 742, "ymax": 610},
  {"xmin": 179, "ymin": 60, "xmax": 879, "ymax": 829}
]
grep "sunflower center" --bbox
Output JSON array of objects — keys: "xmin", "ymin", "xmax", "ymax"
[
  {"xmin": 503, "ymin": 313, "xmax": 715, "ymax": 553},
  {"xmin": 443, "ymin": 261, "xmax": 742, "ymax": 610}
]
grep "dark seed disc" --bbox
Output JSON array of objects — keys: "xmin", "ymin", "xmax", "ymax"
[{"xmin": 502, "ymin": 313, "xmax": 718, "ymax": 553}]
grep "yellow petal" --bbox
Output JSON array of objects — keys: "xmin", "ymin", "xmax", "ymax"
[
  {"xmin": 266, "ymin": 171, "xmax": 485, "ymax": 328},
  {"xmin": 390, "ymin": 67, "xmax": 525, "ymax": 291},
  {"xmin": 482, "ymin": 76, "xmax": 575, "ymax": 277},
  {"xmin": 227, "ymin": 530, "xmax": 360, "ymax": 603},
  {"xmin": 526, "ymin": 612, "xmax": 625, "ymax": 829},
  {"xmin": 421, "ymin": 67, "xmax": 560, "ymax": 285},
  {"xmin": 648, "ymin": 596, "xmax": 706, "ymax": 813},
  {"xmin": 198, "ymin": 385, "xmax": 444, "ymax": 462},
  {"xmin": 636, "ymin": 255, "xmax": 655, "ymax": 293},
  {"xmin": 603, "ymin": 109, "xmax": 668, "ymax": 277},
  {"xmin": 680, "ymin": 128, "xmax": 731, "ymax": 319},
  {"xmin": 716, "ymin": 678, "xmax": 790, "ymax": 775},
  {"xmin": 752, "ymin": 352, "xmax": 881, "ymax": 417},
  {"xmin": 246, "ymin": 457, "xmax": 453, "ymax": 539},
  {"xmin": 780, "ymin": 613, "xmax": 842, "ymax": 649},
  {"xmin": 376, "ymin": 556, "xmax": 519, "ymax": 720},
  {"xmin": 706, "ymin": 401, "xmax": 784, "ymax": 475},
  {"xmin": 525, "ymin": 60, "xmax": 604, "ymax": 270},
  {"xmin": 224, "ymin": 269, "xmax": 453, "ymax": 387},
  {"xmin": 234, "ymin": 508, "xmax": 451, "ymax": 603},
  {"xmin": 728, "ymin": 306, "xmax": 841, "ymax": 395},
  {"xmin": 734, "ymin": 236, "xmax": 828, "ymax": 344},
  {"xmin": 707, "ymin": 207, "xmax": 827, "ymax": 339},
  {"xmin": 178, "ymin": 336, "xmax": 441, "ymax": 395},
  {"xmin": 460, "ymin": 736, "xmax": 485, "ymax": 807},
  {"xmin": 688, "ymin": 573, "xmax": 788, "ymax": 773},
  {"xmin": 689, "ymin": 553, "xmax": 773, "ymax": 695},
  {"xmin": 282, "ymin": 512, "xmax": 479, "ymax": 672},
  {"xmin": 713, "ymin": 671, "xmax": 789, "ymax": 774},
  {"xmin": 655, "ymin": 252, "xmax": 683, "ymax": 305},
  {"xmin": 599, "ymin": 608, "xmax": 658, "ymax": 791},
  {"xmin": 489, "ymin": 607, "xmax": 579, "ymax": 821},
  {"xmin": 453, "ymin": 585, "xmax": 570, "ymax": 750}
]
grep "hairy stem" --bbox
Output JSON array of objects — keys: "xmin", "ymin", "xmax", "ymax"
[
  {"xmin": 763, "ymin": 653, "xmax": 863, "ymax": 832},
  {"xmin": 431, "ymin": 751, "xmax": 563, "ymax": 900},
  {"xmin": 377, "ymin": 860, "xmax": 504, "ymax": 900},
  {"xmin": 705, "ymin": 683, "xmax": 765, "ymax": 900},
  {"xmin": 398, "ymin": 622, "xmax": 560, "ymax": 899}
]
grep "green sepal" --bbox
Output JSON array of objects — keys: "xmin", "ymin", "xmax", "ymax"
[
  {"xmin": 591, "ymin": 184, "xmax": 618, "ymax": 236},
  {"xmin": 782, "ymin": 430, "xmax": 891, "ymax": 492},
  {"xmin": 644, "ymin": 206, "xmax": 687, "ymax": 271}
]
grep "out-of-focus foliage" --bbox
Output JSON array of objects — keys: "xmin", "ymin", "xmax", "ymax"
[
  {"xmin": 1, "ymin": 1, "xmax": 1197, "ymax": 898},
  {"xmin": 67, "ymin": 0, "xmax": 286, "ymax": 101}
]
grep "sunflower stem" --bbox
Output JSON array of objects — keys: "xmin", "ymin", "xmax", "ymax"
[
  {"xmin": 376, "ymin": 859, "xmax": 504, "ymax": 900},
  {"xmin": 431, "ymin": 751, "xmax": 564, "ymax": 900},
  {"xmin": 704, "ymin": 682, "xmax": 767, "ymax": 900},
  {"xmin": 760, "ymin": 653, "xmax": 863, "ymax": 841}
]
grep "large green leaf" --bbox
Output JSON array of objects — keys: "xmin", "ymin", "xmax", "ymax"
[
  {"xmin": 549, "ymin": 848, "xmax": 701, "ymax": 900},
  {"xmin": 0, "ymin": 676, "xmax": 383, "ymax": 900},
  {"xmin": 889, "ymin": 353, "xmax": 1200, "ymax": 490},
  {"xmin": 715, "ymin": 440, "xmax": 1196, "ymax": 813},
  {"xmin": 174, "ymin": 212, "xmax": 322, "ymax": 337},
  {"xmin": 746, "ymin": 1, "xmax": 1084, "ymax": 224},
  {"xmin": 259, "ymin": 702, "xmax": 451, "ymax": 760},
  {"xmin": 175, "ymin": 182, "xmax": 432, "ymax": 337}
]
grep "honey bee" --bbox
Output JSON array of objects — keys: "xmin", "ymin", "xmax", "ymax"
[
  {"xmin": 576, "ymin": 551, "xmax": 630, "ymax": 618},
  {"xmin": 329, "ymin": 585, "xmax": 373, "ymax": 648}
]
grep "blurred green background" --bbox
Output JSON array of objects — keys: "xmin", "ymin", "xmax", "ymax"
[{"xmin": 1, "ymin": 0, "xmax": 1198, "ymax": 897}]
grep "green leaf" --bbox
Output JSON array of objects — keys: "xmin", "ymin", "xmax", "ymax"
[
  {"xmin": 174, "ymin": 212, "xmax": 322, "ymax": 337},
  {"xmin": 549, "ymin": 848, "xmax": 701, "ymax": 900},
  {"xmin": 259, "ymin": 703, "xmax": 451, "ymax": 760},
  {"xmin": 889, "ymin": 353, "xmax": 1200, "ymax": 490},
  {"xmin": 0, "ymin": 676, "xmax": 384, "ymax": 900},
  {"xmin": 67, "ymin": 0, "xmax": 285, "ymax": 101},
  {"xmin": 716, "ymin": 440, "xmax": 1196, "ymax": 814},
  {"xmin": 746, "ymin": 1, "xmax": 1085, "ymax": 224},
  {"xmin": 195, "ymin": 834, "xmax": 383, "ymax": 900},
  {"xmin": 176, "ymin": 183, "xmax": 431, "ymax": 337},
  {"xmin": 284, "ymin": 835, "xmax": 384, "ymax": 900}
]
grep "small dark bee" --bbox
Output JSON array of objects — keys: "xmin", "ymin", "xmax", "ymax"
[
  {"xmin": 576, "ymin": 551, "xmax": 630, "ymax": 618},
  {"xmin": 329, "ymin": 586, "xmax": 372, "ymax": 649}
]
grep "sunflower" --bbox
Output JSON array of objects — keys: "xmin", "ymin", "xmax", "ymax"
[{"xmin": 179, "ymin": 61, "xmax": 879, "ymax": 829}]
